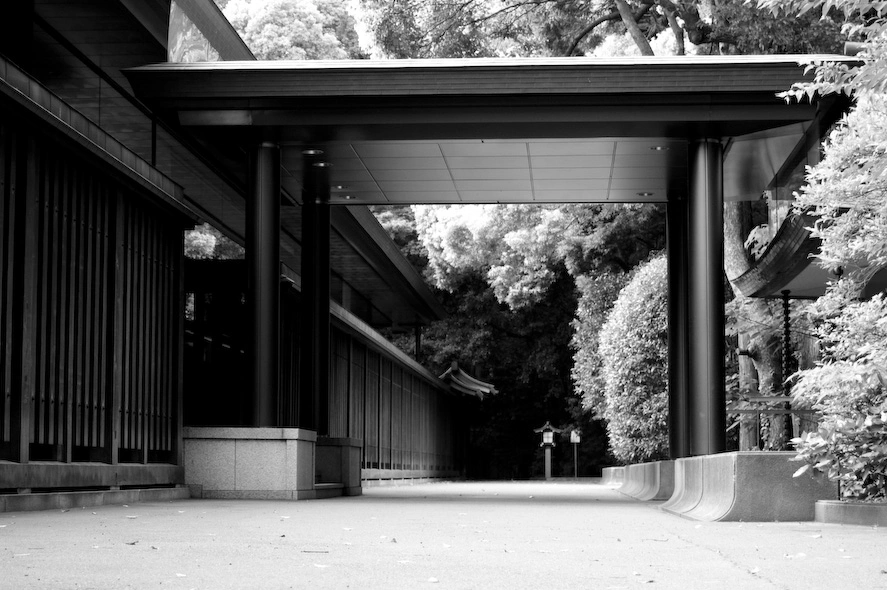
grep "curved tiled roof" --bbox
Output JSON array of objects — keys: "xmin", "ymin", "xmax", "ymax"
[{"xmin": 439, "ymin": 362, "xmax": 498, "ymax": 399}]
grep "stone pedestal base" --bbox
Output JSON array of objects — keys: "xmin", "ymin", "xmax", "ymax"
[
  {"xmin": 662, "ymin": 451, "xmax": 837, "ymax": 521},
  {"xmin": 316, "ymin": 437, "xmax": 362, "ymax": 496},
  {"xmin": 815, "ymin": 500, "xmax": 887, "ymax": 526},
  {"xmin": 183, "ymin": 427, "xmax": 316, "ymax": 500}
]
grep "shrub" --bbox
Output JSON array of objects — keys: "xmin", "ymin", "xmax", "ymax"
[{"xmin": 597, "ymin": 255, "xmax": 669, "ymax": 463}]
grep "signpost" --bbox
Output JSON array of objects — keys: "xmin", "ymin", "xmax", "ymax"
[{"xmin": 570, "ymin": 430, "xmax": 581, "ymax": 479}]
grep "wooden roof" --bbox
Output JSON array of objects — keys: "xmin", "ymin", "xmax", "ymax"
[
  {"xmin": 439, "ymin": 362, "xmax": 498, "ymax": 399},
  {"xmin": 125, "ymin": 55, "xmax": 852, "ymax": 205}
]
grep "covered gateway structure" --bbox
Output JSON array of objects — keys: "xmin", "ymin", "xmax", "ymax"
[
  {"xmin": 125, "ymin": 52, "xmax": 849, "ymax": 462},
  {"xmin": 0, "ymin": 0, "xmax": 851, "ymax": 508}
]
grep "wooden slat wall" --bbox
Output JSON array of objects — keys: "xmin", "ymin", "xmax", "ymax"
[
  {"xmin": 379, "ymin": 359, "xmax": 392, "ymax": 469},
  {"xmin": 348, "ymin": 342, "xmax": 365, "ymax": 442},
  {"xmin": 0, "ymin": 116, "xmax": 182, "ymax": 468},
  {"xmin": 278, "ymin": 289, "xmax": 300, "ymax": 428},
  {"xmin": 320, "ymin": 324, "xmax": 465, "ymax": 477},
  {"xmin": 117, "ymin": 199, "xmax": 180, "ymax": 463},
  {"xmin": 328, "ymin": 330, "xmax": 349, "ymax": 437},
  {"xmin": 0, "ymin": 123, "xmax": 20, "ymax": 461},
  {"xmin": 365, "ymin": 350, "xmax": 380, "ymax": 467}
]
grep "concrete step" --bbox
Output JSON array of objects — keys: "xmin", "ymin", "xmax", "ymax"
[
  {"xmin": 314, "ymin": 482, "xmax": 344, "ymax": 499},
  {"xmin": 0, "ymin": 486, "xmax": 190, "ymax": 513}
]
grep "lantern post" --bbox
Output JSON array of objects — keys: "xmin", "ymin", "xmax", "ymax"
[{"xmin": 534, "ymin": 421, "xmax": 563, "ymax": 480}]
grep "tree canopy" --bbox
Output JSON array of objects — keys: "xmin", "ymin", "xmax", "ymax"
[
  {"xmin": 222, "ymin": 0, "xmax": 366, "ymax": 59},
  {"xmin": 412, "ymin": 203, "xmax": 664, "ymax": 310},
  {"xmin": 360, "ymin": 0, "xmax": 844, "ymax": 58}
]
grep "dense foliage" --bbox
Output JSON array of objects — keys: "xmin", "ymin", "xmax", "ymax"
[
  {"xmin": 376, "ymin": 206, "xmax": 616, "ymax": 477},
  {"xmin": 597, "ymin": 255, "xmax": 669, "ymax": 463},
  {"xmin": 788, "ymin": 95, "xmax": 887, "ymax": 500},
  {"xmin": 757, "ymin": 0, "xmax": 887, "ymax": 499},
  {"xmin": 412, "ymin": 203, "xmax": 664, "ymax": 309},
  {"xmin": 185, "ymin": 223, "xmax": 245, "ymax": 259},
  {"xmin": 571, "ymin": 272, "xmax": 628, "ymax": 418},
  {"xmin": 407, "ymin": 202, "xmax": 665, "ymax": 469}
]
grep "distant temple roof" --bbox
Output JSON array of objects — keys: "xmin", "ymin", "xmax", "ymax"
[{"xmin": 439, "ymin": 362, "xmax": 498, "ymax": 399}]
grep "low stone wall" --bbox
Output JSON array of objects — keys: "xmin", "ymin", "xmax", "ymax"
[
  {"xmin": 361, "ymin": 468, "xmax": 461, "ymax": 486},
  {"xmin": 617, "ymin": 461, "xmax": 674, "ymax": 501},
  {"xmin": 0, "ymin": 487, "xmax": 189, "ymax": 513},
  {"xmin": 600, "ymin": 466, "xmax": 625, "ymax": 487},
  {"xmin": 183, "ymin": 427, "xmax": 316, "ymax": 500},
  {"xmin": 815, "ymin": 500, "xmax": 887, "ymax": 526},
  {"xmin": 662, "ymin": 451, "xmax": 837, "ymax": 521}
]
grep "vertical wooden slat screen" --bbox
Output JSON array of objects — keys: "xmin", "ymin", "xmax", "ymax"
[
  {"xmin": 0, "ymin": 115, "xmax": 183, "ymax": 468},
  {"xmin": 278, "ymin": 289, "xmax": 300, "ymax": 427},
  {"xmin": 117, "ymin": 199, "xmax": 180, "ymax": 463},
  {"xmin": 348, "ymin": 341, "xmax": 365, "ymax": 443},
  {"xmin": 365, "ymin": 350, "xmax": 380, "ymax": 468},
  {"xmin": 379, "ymin": 358, "xmax": 392, "ymax": 469},
  {"xmin": 25, "ymin": 141, "xmax": 117, "ymax": 463},
  {"xmin": 390, "ymin": 366, "xmax": 401, "ymax": 469},
  {"xmin": 0, "ymin": 122, "xmax": 18, "ymax": 461},
  {"xmin": 328, "ymin": 329, "xmax": 349, "ymax": 437}
]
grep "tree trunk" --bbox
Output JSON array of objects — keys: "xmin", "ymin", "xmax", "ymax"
[
  {"xmin": 663, "ymin": 8, "xmax": 685, "ymax": 56},
  {"xmin": 615, "ymin": 0, "xmax": 655, "ymax": 55},
  {"xmin": 724, "ymin": 201, "xmax": 754, "ymax": 282},
  {"xmin": 737, "ymin": 333, "xmax": 760, "ymax": 450},
  {"xmin": 748, "ymin": 318, "xmax": 790, "ymax": 451}
]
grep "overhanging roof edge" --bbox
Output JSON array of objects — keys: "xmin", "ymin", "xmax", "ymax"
[
  {"xmin": 331, "ymin": 206, "xmax": 446, "ymax": 323},
  {"xmin": 126, "ymin": 54, "xmax": 860, "ymax": 71}
]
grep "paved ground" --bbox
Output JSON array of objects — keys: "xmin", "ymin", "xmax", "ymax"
[{"xmin": 1, "ymin": 480, "xmax": 885, "ymax": 589}]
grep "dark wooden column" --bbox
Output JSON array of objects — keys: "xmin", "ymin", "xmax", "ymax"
[
  {"xmin": 247, "ymin": 142, "xmax": 280, "ymax": 427},
  {"xmin": 666, "ymin": 192, "xmax": 690, "ymax": 459},
  {"xmin": 300, "ymin": 151, "xmax": 331, "ymax": 434},
  {"xmin": 687, "ymin": 139, "xmax": 726, "ymax": 456}
]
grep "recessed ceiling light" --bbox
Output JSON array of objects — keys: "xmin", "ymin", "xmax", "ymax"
[
  {"xmin": 332, "ymin": 185, "xmax": 349, "ymax": 190},
  {"xmin": 302, "ymin": 149, "xmax": 324, "ymax": 156},
  {"xmin": 343, "ymin": 195, "xmax": 354, "ymax": 200},
  {"xmin": 637, "ymin": 192, "xmax": 654, "ymax": 197},
  {"xmin": 312, "ymin": 162, "xmax": 331, "ymax": 168},
  {"xmin": 650, "ymin": 146, "xmax": 670, "ymax": 151}
]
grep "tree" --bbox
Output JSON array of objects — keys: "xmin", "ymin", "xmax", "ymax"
[
  {"xmin": 223, "ymin": 0, "xmax": 366, "ymax": 60},
  {"xmin": 360, "ymin": 0, "xmax": 844, "ymax": 58},
  {"xmin": 412, "ymin": 203, "xmax": 664, "ymax": 309},
  {"xmin": 597, "ymin": 254, "xmax": 669, "ymax": 463},
  {"xmin": 400, "ymin": 268, "xmax": 592, "ymax": 478},
  {"xmin": 376, "ymin": 204, "xmax": 631, "ymax": 477},
  {"xmin": 403, "ymin": 201, "xmax": 663, "ymax": 473},
  {"xmin": 185, "ymin": 222, "xmax": 245, "ymax": 259}
]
